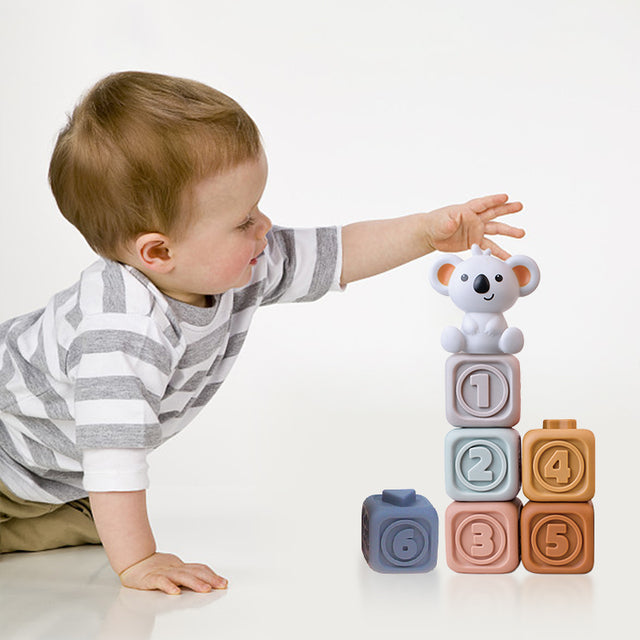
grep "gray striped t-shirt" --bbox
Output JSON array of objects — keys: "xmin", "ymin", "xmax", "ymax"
[{"xmin": 0, "ymin": 226, "xmax": 342, "ymax": 504}]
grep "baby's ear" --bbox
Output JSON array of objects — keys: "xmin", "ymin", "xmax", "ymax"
[
  {"xmin": 135, "ymin": 232, "xmax": 175, "ymax": 274},
  {"xmin": 429, "ymin": 254, "xmax": 462, "ymax": 296},
  {"xmin": 505, "ymin": 255, "xmax": 540, "ymax": 297}
]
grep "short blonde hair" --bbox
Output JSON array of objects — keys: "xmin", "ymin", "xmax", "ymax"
[{"xmin": 49, "ymin": 71, "xmax": 262, "ymax": 259}]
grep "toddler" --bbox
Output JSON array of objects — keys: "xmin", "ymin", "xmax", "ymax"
[{"xmin": 0, "ymin": 71, "xmax": 525, "ymax": 594}]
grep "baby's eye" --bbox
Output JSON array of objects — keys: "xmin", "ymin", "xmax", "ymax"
[
  {"xmin": 461, "ymin": 274, "xmax": 469, "ymax": 282},
  {"xmin": 237, "ymin": 217, "xmax": 256, "ymax": 231},
  {"xmin": 495, "ymin": 274, "xmax": 503, "ymax": 282}
]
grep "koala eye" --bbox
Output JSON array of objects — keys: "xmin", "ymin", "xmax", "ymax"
[
  {"xmin": 461, "ymin": 274, "xmax": 469, "ymax": 282},
  {"xmin": 495, "ymin": 274, "xmax": 503, "ymax": 282}
]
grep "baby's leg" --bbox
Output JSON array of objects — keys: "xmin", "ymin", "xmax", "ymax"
[{"xmin": 0, "ymin": 481, "xmax": 100, "ymax": 553}]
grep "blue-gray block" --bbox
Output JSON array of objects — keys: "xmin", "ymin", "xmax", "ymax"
[{"xmin": 361, "ymin": 489, "xmax": 438, "ymax": 573}]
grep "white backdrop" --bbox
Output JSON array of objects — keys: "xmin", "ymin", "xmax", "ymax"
[{"xmin": 1, "ymin": 1, "xmax": 638, "ymax": 639}]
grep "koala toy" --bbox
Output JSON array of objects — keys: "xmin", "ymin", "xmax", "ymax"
[{"xmin": 429, "ymin": 244, "xmax": 540, "ymax": 354}]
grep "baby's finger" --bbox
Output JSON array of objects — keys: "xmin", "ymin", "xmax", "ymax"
[
  {"xmin": 484, "ymin": 221, "xmax": 525, "ymax": 238},
  {"xmin": 150, "ymin": 575, "xmax": 182, "ymax": 596},
  {"xmin": 479, "ymin": 237, "xmax": 510, "ymax": 261},
  {"xmin": 481, "ymin": 201, "xmax": 524, "ymax": 221},
  {"xmin": 466, "ymin": 193, "xmax": 510, "ymax": 213},
  {"xmin": 168, "ymin": 568, "xmax": 215, "ymax": 593},
  {"xmin": 186, "ymin": 564, "xmax": 228, "ymax": 589}
]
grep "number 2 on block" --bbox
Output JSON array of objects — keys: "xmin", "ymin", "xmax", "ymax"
[{"xmin": 467, "ymin": 446, "xmax": 493, "ymax": 482}]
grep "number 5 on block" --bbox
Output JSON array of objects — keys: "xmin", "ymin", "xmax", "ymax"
[{"xmin": 521, "ymin": 501, "xmax": 594, "ymax": 574}]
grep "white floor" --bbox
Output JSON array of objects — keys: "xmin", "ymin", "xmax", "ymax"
[{"xmin": 0, "ymin": 483, "xmax": 633, "ymax": 640}]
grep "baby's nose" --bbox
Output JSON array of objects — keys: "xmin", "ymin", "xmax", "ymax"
[
  {"xmin": 473, "ymin": 274, "xmax": 490, "ymax": 294},
  {"xmin": 256, "ymin": 211, "xmax": 272, "ymax": 237}
]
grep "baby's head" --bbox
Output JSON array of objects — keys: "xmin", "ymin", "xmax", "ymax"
[{"xmin": 49, "ymin": 71, "xmax": 263, "ymax": 261}]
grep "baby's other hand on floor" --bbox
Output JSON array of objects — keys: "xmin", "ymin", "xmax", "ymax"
[{"xmin": 119, "ymin": 552, "xmax": 228, "ymax": 595}]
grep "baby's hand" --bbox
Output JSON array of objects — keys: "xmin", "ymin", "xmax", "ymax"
[
  {"xmin": 425, "ymin": 194, "xmax": 524, "ymax": 260},
  {"xmin": 119, "ymin": 552, "xmax": 228, "ymax": 595}
]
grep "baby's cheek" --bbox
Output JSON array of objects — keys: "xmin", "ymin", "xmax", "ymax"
[{"xmin": 221, "ymin": 251, "xmax": 253, "ymax": 278}]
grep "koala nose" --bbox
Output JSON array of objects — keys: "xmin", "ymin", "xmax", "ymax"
[{"xmin": 473, "ymin": 274, "xmax": 490, "ymax": 294}]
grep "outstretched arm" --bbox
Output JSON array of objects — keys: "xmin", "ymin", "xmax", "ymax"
[
  {"xmin": 89, "ymin": 490, "xmax": 228, "ymax": 595},
  {"xmin": 339, "ymin": 194, "xmax": 524, "ymax": 286}
]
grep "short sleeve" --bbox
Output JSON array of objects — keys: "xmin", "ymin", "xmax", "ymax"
[
  {"xmin": 259, "ymin": 226, "xmax": 344, "ymax": 305},
  {"xmin": 66, "ymin": 314, "xmax": 174, "ymax": 450}
]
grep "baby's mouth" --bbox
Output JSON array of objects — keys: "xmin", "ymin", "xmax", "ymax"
[
  {"xmin": 253, "ymin": 242, "xmax": 268, "ymax": 262},
  {"xmin": 484, "ymin": 294, "xmax": 495, "ymax": 301},
  {"xmin": 250, "ymin": 246, "xmax": 267, "ymax": 266}
]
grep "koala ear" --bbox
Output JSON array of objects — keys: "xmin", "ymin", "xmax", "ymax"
[
  {"xmin": 505, "ymin": 255, "xmax": 540, "ymax": 297},
  {"xmin": 429, "ymin": 254, "xmax": 462, "ymax": 296}
]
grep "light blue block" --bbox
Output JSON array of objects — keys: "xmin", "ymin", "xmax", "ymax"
[
  {"xmin": 361, "ymin": 489, "xmax": 438, "ymax": 573},
  {"xmin": 444, "ymin": 428, "xmax": 521, "ymax": 501}
]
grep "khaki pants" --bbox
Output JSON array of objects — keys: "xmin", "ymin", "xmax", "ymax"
[{"xmin": 0, "ymin": 479, "xmax": 101, "ymax": 553}]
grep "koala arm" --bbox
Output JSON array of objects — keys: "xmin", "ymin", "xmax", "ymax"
[
  {"xmin": 461, "ymin": 314, "xmax": 479, "ymax": 335},
  {"xmin": 485, "ymin": 314, "xmax": 507, "ymax": 335}
]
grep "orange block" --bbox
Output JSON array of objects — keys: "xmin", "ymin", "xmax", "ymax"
[
  {"xmin": 522, "ymin": 419, "xmax": 595, "ymax": 502},
  {"xmin": 521, "ymin": 501, "xmax": 594, "ymax": 574}
]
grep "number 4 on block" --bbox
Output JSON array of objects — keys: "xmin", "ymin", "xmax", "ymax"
[{"xmin": 522, "ymin": 419, "xmax": 595, "ymax": 502}]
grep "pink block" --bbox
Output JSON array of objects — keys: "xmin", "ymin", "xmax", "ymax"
[{"xmin": 445, "ymin": 500, "xmax": 521, "ymax": 573}]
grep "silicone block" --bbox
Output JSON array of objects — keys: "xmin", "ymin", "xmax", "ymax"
[
  {"xmin": 361, "ymin": 489, "xmax": 438, "ymax": 573},
  {"xmin": 521, "ymin": 501, "xmax": 594, "ymax": 574},
  {"xmin": 445, "ymin": 500, "xmax": 521, "ymax": 573},
  {"xmin": 445, "ymin": 354, "xmax": 520, "ymax": 427},
  {"xmin": 522, "ymin": 419, "xmax": 595, "ymax": 502},
  {"xmin": 444, "ymin": 427, "xmax": 521, "ymax": 501}
]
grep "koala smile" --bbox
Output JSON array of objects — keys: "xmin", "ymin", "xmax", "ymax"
[{"xmin": 484, "ymin": 294, "xmax": 495, "ymax": 301}]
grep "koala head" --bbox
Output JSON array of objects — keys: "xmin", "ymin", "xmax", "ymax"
[{"xmin": 429, "ymin": 244, "xmax": 540, "ymax": 313}]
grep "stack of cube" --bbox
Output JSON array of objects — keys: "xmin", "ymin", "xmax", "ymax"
[
  {"xmin": 442, "ymin": 359, "xmax": 596, "ymax": 574},
  {"xmin": 443, "ymin": 353, "xmax": 523, "ymax": 573},
  {"xmin": 361, "ymin": 244, "xmax": 595, "ymax": 574},
  {"xmin": 520, "ymin": 418, "xmax": 595, "ymax": 573}
]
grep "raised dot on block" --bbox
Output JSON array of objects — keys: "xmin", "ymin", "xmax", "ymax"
[
  {"xmin": 445, "ymin": 354, "xmax": 520, "ymax": 427},
  {"xmin": 445, "ymin": 500, "xmax": 521, "ymax": 574},
  {"xmin": 521, "ymin": 501, "xmax": 594, "ymax": 574},
  {"xmin": 445, "ymin": 427, "xmax": 521, "ymax": 501},
  {"xmin": 522, "ymin": 419, "xmax": 595, "ymax": 502},
  {"xmin": 362, "ymin": 489, "xmax": 438, "ymax": 573}
]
